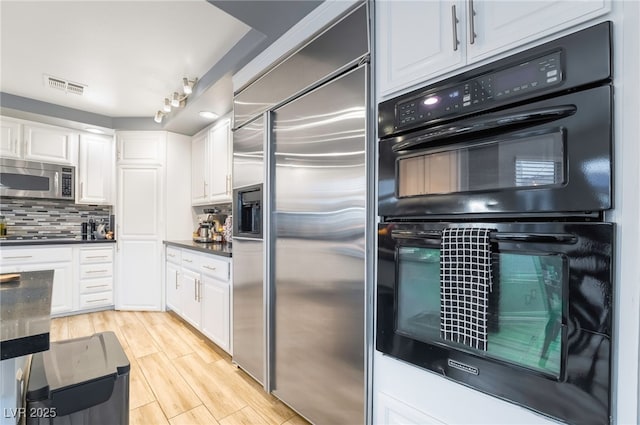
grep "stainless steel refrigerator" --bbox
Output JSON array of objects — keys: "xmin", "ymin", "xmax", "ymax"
[
  {"xmin": 232, "ymin": 4, "xmax": 369, "ymax": 424},
  {"xmin": 271, "ymin": 65, "xmax": 367, "ymax": 424}
]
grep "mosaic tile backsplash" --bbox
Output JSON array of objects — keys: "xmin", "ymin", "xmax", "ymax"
[{"xmin": 0, "ymin": 198, "xmax": 112, "ymax": 238}]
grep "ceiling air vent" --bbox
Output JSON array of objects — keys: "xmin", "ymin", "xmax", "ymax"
[{"xmin": 44, "ymin": 75, "xmax": 87, "ymax": 96}]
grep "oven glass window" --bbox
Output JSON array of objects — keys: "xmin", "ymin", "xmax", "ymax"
[
  {"xmin": 396, "ymin": 246, "xmax": 564, "ymax": 377},
  {"xmin": 397, "ymin": 131, "xmax": 564, "ymax": 197}
]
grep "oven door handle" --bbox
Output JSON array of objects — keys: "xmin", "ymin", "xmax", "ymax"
[
  {"xmin": 391, "ymin": 229, "xmax": 577, "ymax": 244},
  {"xmin": 392, "ymin": 105, "xmax": 577, "ymax": 152}
]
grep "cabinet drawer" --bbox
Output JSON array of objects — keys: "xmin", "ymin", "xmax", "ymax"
[
  {"xmin": 181, "ymin": 251, "xmax": 202, "ymax": 270},
  {"xmin": 200, "ymin": 255, "xmax": 229, "ymax": 281},
  {"xmin": 80, "ymin": 263, "xmax": 113, "ymax": 279},
  {"xmin": 166, "ymin": 246, "xmax": 181, "ymax": 264},
  {"xmin": 0, "ymin": 247, "xmax": 72, "ymax": 265},
  {"xmin": 80, "ymin": 247, "xmax": 113, "ymax": 264},
  {"xmin": 80, "ymin": 277, "xmax": 113, "ymax": 294},
  {"xmin": 79, "ymin": 291, "xmax": 113, "ymax": 309}
]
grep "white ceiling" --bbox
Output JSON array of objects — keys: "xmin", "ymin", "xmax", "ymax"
[{"xmin": 0, "ymin": 0, "xmax": 250, "ymax": 118}]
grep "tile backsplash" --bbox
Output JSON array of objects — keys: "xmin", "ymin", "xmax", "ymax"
[{"xmin": 0, "ymin": 198, "xmax": 112, "ymax": 238}]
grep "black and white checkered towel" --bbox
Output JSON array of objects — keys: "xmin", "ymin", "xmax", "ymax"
[{"xmin": 440, "ymin": 227, "xmax": 494, "ymax": 351}]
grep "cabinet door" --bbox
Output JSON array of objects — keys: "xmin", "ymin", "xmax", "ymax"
[
  {"xmin": 0, "ymin": 117, "xmax": 21, "ymax": 159},
  {"xmin": 116, "ymin": 165, "xmax": 163, "ymax": 310},
  {"xmin": 201, "ymin": 275, "xmax": 230, "ymax": 353},
  {"xmin": 181, "ymin": 268, "xmax": 201, "ymax": 328},
  {"xmin": 116, "ymin": 131, "xmax": 165, "ymax": 164},
  {"xmin": 191, "ymin": 132, "xmax": 209, "ymax": 205},
  {"xmin": 23, "ymin": 124, "xmax": 76, "ymax": 165},
  {"xmin": 5, "ymin": 261, "xmax": 74, "ymax": 316},
  {"xmin": 376, "ymin": 392, "xmax": 446, "ymax": 425},
  {"xmin": 377, "ymin": 0, "xmax": 465, "ymax": 97},
  {"xmin": 78, "ymin": 134, "xmax": 114, "ymax": 205},
  {"xmin": 468, "ymin": 0, "xmax": 610, "ymax": 62},
  {"xmin": 166, "ymin": 261, "xmax": 182, "ymax": 314},
  {"xmin": 209, "ymin": 119, "xmax": 232, "ymax": 202}
]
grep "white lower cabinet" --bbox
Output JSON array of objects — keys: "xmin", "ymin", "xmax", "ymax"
[
  {"xmin": 180, "ymin": 268, "xmax": 202, "ymax": 329},
  {"xmin": 0, "ymin": 246, "xmax": 74, "ymax": 316},
  {"xmin": 78, "ymin": 246, "xmax": 114, "ymax": 310},
  {"xmin": 165, "ymin": 249, "xmax": 182, "ymax": 314},
  {"xmin": 376, "ymin": 392, "xmax": 446, "ymax": 425},
  {"xmin": 201, "ymin": 274, "xmax": 230, "ymax": 352},
  {"xmin": 0, "ymin": 244, "xmax": 116, "ymax": 316},
  {"xmin": 164, "ymin": 244, "xmax": 231, "ymax": 353}
]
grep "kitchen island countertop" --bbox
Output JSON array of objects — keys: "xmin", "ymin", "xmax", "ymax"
[{"xmin": 164, "ymin": 240, "xmax": 232, "ymax": 257}]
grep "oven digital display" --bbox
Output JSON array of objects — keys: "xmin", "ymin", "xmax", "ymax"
[{"xmin": 395, "ymin": 51, "xmax": 563, "ymax": 128}]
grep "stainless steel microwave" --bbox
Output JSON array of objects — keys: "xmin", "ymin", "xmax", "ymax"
[{"xmin": 0, "ymin": 158, "xmax": 75, "ymax": 201}]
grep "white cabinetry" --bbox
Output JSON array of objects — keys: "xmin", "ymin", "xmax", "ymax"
[
  {"xmin": 116, "ymin": 131, "xmax": 165, "ymax": 311},
  {"xmin": 0, "ymin": 117, "xmax": 22, "ymax": 159},
  {"xmin": 376, "ymin": 392, "xmax": 446, "ymax": 425},
  {"xmin": 0, "ymin": 246, "xmax": 74, "ymax": 315},
  {"xmin": 377, "ymin": 0, "xmax": 465, "ymax": 97},
  {"xmin": 77, "ymin": 134, "xmax": 114, "ymax": 205},
  {"xmin": 208, "ymin": 119, "xmax": 232, "ymax": 203},
  {"xmin": 200, "ymin": 254, "xmax": 230, "ymax": 352},
  {"xmin": 468, "ymin": 0, "xmax": 610, "ymax": 62},
  {"xmin": 23, "ymin": 123, "xmax": 77, "ymax": 165},
  {"xmin": 377, "ymin": 0, "xmax": 610, "ymax": 97},
  {"xmin": 191, "ymin": 131, "xmax": 209, "ymax": 205},
  {"xmin": 165, "ymin": 246, "xmax": 182, "ymax": 314},
  {"xmin": 78, "ymin": 246, "xmax": 114, "ymax": 309},
  {"xmin": 0, "ymin": 118, "xmax": 77, "ymax": 165},
  {"xmin": 164, "ymin": 245, "xmax": 231, "ymax": 353},
  {"xmin": 191, "ymin": 118, "xmax": 232, "ymax": 205}
]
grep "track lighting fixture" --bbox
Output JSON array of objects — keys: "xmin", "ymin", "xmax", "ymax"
[
  {"xmin": 154, "ymin": 110, "xmax": 166, "ymax": 124},
  {"xmin": 183, "ymin": 77, "xmax": 196, "ymax": 95},
  {"xmin": 152, "ymin": 77, "xmax": 198, "ymax": 123}
]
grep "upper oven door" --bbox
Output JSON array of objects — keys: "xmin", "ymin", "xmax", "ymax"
[{"xmin": 378, "ymin": 85, "xmax": 612, "ymax": 218}]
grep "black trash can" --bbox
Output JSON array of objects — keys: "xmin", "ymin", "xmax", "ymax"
[{"xmin": 26, "ymin": 331, "xmax": 130, "ymax": 425}]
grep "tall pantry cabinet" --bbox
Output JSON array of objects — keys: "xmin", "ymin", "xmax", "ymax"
[{"xmin": 115, "ymin": 131, "xmax": 191, "ymax": 310}]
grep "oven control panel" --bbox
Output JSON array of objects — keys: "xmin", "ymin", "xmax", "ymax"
[{"xmin": 396, "ymin": 51, "xmax": 563, "ymax": 128}]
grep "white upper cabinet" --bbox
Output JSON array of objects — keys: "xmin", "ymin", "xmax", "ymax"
[
  {"xmin": 191, "ymin": 131, "xmax": 209, "ymax": 205},
  {"xmin": 208, "ymin": 119, "xmax": 232, "ymax": 203},
  {"xmin": 468, "ymin": 0, "xmax": 610, "ymax": 62},
  {"xmin": 377, "ymin": 0, "xmax": 465, "ymax": 97},
  {"xmin": 0, "ymin": 117, "xmax": 22, "ymax": 159},
  {"xmin": 23, "ymin": 123, "xmax": 77, "ymax": 165},
  {"xmin": 191, "ymin": 118, "xmax": 232, "ymax": 206},
  {"xmin": 77, "ymin": 134, "xmax": 114, "ymax": 205},
  {"xmin": 377, "ymin": 0, "xmax": 610, "ymax": 98},
  {"xmin": 116, "ymin": 131, "xmax": 165, "ymax": 164}
]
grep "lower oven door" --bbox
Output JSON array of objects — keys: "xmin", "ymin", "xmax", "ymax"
[{"xmin": 377, "ymin": 221, "xmax": 613, "ymax": 425}]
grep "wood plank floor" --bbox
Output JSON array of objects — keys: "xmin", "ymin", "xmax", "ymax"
[{"xmin": 50, "ymin": 311, "xmax": 309, "ymax": 425}]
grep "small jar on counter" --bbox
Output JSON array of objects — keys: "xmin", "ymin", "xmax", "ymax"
[{"xmin": 0, "ymin": 215, "xmax": 7, "ymax": 236}]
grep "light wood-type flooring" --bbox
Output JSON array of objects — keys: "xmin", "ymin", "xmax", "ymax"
[{"xmin": 50, "ymin": 311, "xmax": 309, "ymax": 425}]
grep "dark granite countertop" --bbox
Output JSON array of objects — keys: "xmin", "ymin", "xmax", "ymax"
[
  {"xmin": 0, "ymin": 238, "xmax": 117, "ymax": 247},
  {"xmin": 164, "ymin": 240, "xmax": 232, "ymax": 258}
]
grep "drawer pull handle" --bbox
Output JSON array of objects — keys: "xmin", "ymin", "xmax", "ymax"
[
  {"xmin": 5, "ymin": 255, "xmax": 33, "ymax": 259},
  {"xmin": 87, "ymin": 298, "xmax": 109, "ymax": 303},
  {"xmin": 203, "ymin": 265, "xmax": 217, "ymax": 271},
  {"xmin": 86, "ymin": 255, "xmax": 108, "ymax": 259},
  {"xmin": 184, "ymin": 259, "xmax": 193, "ymax": 263},
  {"xmin": 86, "ymin": 284, "xmax": 108, "ymax": 289},
  {"xmin": 168, "ymin": 254, "xmax": 176, "ymax": 257},
  {"xmin": 85, "ymin": 270, "xmax": 109, "ymax": 274}
]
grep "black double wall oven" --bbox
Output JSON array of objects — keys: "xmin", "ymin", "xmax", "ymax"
[{"xmin": 376, "ymin": 22, "xmax": 613, "ymax": 425}]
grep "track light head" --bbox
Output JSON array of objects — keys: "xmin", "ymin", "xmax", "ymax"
[
  {"xmin": 163, "ymin": 98, "xmax": 172, "ymax": 113},
  {"xmin": 183, "ymin": 77, "xmax": 196, "ymax": 95},
  {"xmin": 154, "ymin": 110, "xmax": 165, "ymax": 123}
]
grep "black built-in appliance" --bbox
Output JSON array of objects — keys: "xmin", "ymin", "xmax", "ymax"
[
  {"xmin": 376, "ymin": 22, "xmax": 614, "ymax": 425},
  {"xmin": 233, "ymin": 184, "xmax": 263, "ymax": 239}
]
